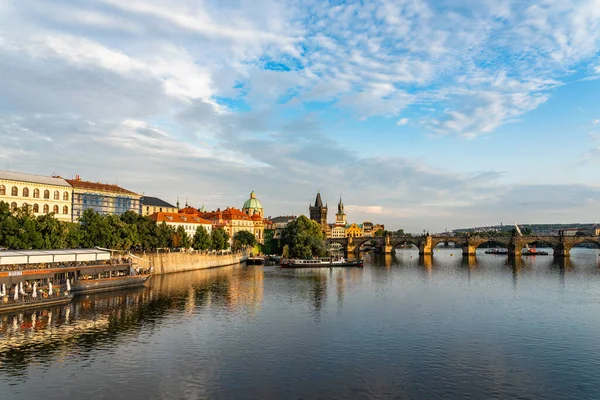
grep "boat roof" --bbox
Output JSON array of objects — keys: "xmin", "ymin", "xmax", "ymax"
[{"xmin": 0, "ymin": 249, "xmax": 111, "ymax": 265}]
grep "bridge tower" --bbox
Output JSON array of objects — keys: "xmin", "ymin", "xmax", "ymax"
[{"xmin": 309, "ymin": 191, "xmax": 328, "ymax": 233}]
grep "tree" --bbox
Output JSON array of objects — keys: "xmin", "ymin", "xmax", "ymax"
[
  {"xmin": 232, "ymin": 230, "xmax": 256, "ymax": 251},
  {"xmin": 280, "ymin": 215, "xmax": 326, "ymax": 258},
  {"xmin": 210, "ymin": 227, "xmax": 230, "ymax": 251},
  {"xmin": 374, "ymin": 228, "xmax": 385, "ymax": 237},
  {"xmin": 172, "ymin": 225, "xmax": 191, "ymax": 249},
  {"xmin": 192, "ymin": 226, "xmax": 212, "ymax": 251}
]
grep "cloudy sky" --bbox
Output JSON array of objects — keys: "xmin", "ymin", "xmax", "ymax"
[{"xmin": 1, "ymin": 0, "xmax": 599, "ymax": 233}]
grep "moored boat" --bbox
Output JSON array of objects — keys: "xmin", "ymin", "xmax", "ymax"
[
  {"xmin": 280, "ymin": 257, "xmax": 364, "ymax": 268},
  {"xmin": 485, "ymin": 249, "xmax": 508, "ymax": 255},
  {"xmin": 522, "ymin": 250, "xmax": 549, "ymax": 256},
  {"xmin": 0, "ymin": 248, "xmax": 151, "ymax": 310},
  {"xmin": 246, "ymin": 256, "xmax": 266, "ymax": 265}
]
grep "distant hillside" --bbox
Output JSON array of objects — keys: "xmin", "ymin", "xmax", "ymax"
[{"xmin": 452, "ymin": 223, "xmax": 598, "ymax": 236}]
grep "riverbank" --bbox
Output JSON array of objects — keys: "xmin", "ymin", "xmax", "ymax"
[{"xmin": 136, "ymin": 250, "xmax": 249, "ymax": 275}]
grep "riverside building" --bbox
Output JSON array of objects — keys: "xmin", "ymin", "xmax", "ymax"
[
  {"xmin": 0, "ymin": 171, "xmax": 72, "ymax": 221},
  {"xmin": 66, "ymin": 176, "xmax": 142, "ymax": 222},
  {"xmin": 142, "ymin": 196, "xmax": 178, "ymax": 216},
  {"xmin": 149, "ymin": 212, "xmax": 212, "ymax": 237}
]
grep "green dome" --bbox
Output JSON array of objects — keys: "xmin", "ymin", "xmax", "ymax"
[{"xmin": 243, "ymin": 191, "xmax": 263, "ymax": 211}]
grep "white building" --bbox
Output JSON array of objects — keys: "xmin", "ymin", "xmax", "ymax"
[
  {"xmin": 0, "ymin": 171, "xmax": 73, "ymax": 221},
  {"xmin": 149, "ymin": 212, "xmax": 212, "ymax": 238}
]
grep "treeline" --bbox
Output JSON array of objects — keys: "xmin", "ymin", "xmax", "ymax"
[{"xmin": 0, "ymin": 202, "xmax": 232, "ymax": 251}]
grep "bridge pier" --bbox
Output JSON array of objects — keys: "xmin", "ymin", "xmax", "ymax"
[
  {"xmin": 554, "ymin": 244, "xmax": 570, "ymax": 258},
  {"xmin": 418, "ymin": 236, "xmax": 433, "ymax": 256}
]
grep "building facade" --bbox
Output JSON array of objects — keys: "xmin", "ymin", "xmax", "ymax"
[
  {"xmin": 142, "ymin": 196, "xmax": 178, "ymax": 216},
  {"xmin": 309, "ymin": 192, "xmax": 329, "ymax": 235},
  {"xmin": 149, "ymin": 212, "xmax": 212, "ymax": 238},
  {"xmin": 0, "ymin": 171, "xmax": 72, "ymax": 221},
  {"xmin": 346, "ymin": 223, "xmax": 363, "ymax": 238},
  {"xmin": 202, "ymin": 207, "xmax": 265, "ymax": 244},
  {"xmin": 66, "ymin": 176, "xmax": 142, "ymax": 222}
]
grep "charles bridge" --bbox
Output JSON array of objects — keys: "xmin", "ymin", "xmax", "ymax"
[{"xmin": 326, "ymin": 235, "xmax": 600, "ymax": 258}]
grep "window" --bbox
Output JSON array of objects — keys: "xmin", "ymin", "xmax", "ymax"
[
  {"xmin": 44, "ymin": 190, "xmax": 50, "ymax": 199},
  {"xmin": 33, "ymin": 188, "xmax": 39, "ymax": 198},
  {"xmin": 53, "ymin": 205, "xmax": 59, "ymax": 214},
  {"xmin": 54, "ymin": 191, "xmax": 59, "ymax": 200},
  {"xmin": 10, "ymin": 202, "xmax": 17, "ymax": 210},
  {"xmin": 0, "ymin": 185, "xmax": 4, "ymax": 195},
  {"xmin": 63, "ymin": 191, "xmax": 69, "ymax": 201},
  {"xmin": 160, "ymin": 207, "xmax": 163, "ymax": 212},
  {"xmin": 63, "ymin": 206, "xmax": 68, "ymax": 215},
  {"xmin": 33, "ymin": 204, "xmax": 39, "ymax": 213},
  {"xmin": 11, "ymin": 186, "xmax": 17, "ymax": 196},
  {"xmin": 43, "ymin": 204, "xmax": 49, "ymax": 213},
  {"xmin": 146, "ymin": 207, "xmax": 149, "ymax": 212},
  {"xmin": 22, "ymin": 187, "xmax": 29, "ymax": 197}
]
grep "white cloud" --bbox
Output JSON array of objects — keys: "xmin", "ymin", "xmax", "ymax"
[
  {"xmin": 397, "ymin": 118, "xmax": 409, "ymax": 126},
  {"xmin": 593, "ymin": 119, "xmax": 600, "ymax": 124}
]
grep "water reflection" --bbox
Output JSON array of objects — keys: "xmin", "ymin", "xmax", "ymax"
[{"xmin": 3, "ymin": 249, "xmax": 600, "ymax": 399}]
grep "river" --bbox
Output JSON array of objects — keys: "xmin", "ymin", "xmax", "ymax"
[{"xmin": 2, "ymin": 247, "xmax": 600, "ymax": 399}]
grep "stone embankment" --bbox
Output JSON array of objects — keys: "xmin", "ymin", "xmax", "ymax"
[{"xmin": 134, "ymin": 250, "xmax": 248, "ymax": 275}]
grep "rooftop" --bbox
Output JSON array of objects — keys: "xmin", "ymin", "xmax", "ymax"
[
  {"xmin": 142, "ymin": 196, "xmax": 176, "ymax": 208},
  {"xmin": 66, "ymin": 178, "xmax": 139, "ymax": 196},
  {"xmin": 0, "ymin": 170, "xmax": 71, "ymax": 187},
  {"xmin": 149, "ymin": 212, "xmax": 211, "ymax": 225}
]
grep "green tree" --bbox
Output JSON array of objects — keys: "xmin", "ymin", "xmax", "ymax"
[
  {"xmin": 79, "ymin": 209, "xmax": 113, "ymax": 248},
  {"xmin": 396, "ymin": 229, "xmax": 405, "ymax": 236},
  {"xmin": 232, "ymin": 230, "xmax": 257, "ymax": 251},
  {"xmin": 280, "ymin": 215, "xmax": 326, "ymax": 258},
  {"xmin": 192, "ymin": 226, "xmax": 212, "ymax": 250},
  {"xmin": 210, "ymin": 227, "xmax": 230, "ymax": 251},
  {"xmin": 374, "ymin": 228, "xmax": 385, "ymax": 237}
]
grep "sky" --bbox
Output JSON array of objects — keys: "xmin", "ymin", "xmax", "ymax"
[{"xmin": 0, "ymin": 0, "xmax": 599, "ymax": 233}]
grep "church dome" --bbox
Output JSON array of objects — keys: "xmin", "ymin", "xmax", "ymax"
[{"xmin": 243, "ymin": 191, "xmax": 263, "ymax": 211}]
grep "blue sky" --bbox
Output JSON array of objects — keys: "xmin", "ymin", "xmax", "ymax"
[{"xmin": 0, "ymin": 0, "xmax": 599, "ymax": 233}]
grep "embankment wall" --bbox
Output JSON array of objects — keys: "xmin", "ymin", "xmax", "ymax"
[{"xmin": 137, "ymin": 251, "xmax": 248, "ymax": 275}]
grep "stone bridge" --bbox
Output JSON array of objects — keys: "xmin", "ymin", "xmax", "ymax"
[{"xmin": 326, "ymin": 235, "xmax": 600, "ymax": 258}]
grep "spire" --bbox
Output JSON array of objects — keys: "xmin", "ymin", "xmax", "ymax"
[
  {"xmin": 315, "ymin": 191, "xmax": 323, "ymax": 208},
  {"xmin": 338, "ymin": 194, "xmax": 344, "ymax": 213},
  {"xmin": 185, "ymin": 197, "xmax": 188, "ymax": 207},
  {"xmin": 176, "ymin": 195, "xmax": 180, "ymax": 209}
]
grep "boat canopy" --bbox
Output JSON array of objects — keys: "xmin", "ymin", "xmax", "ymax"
[{"xmin": 0, "ymin": 249, "xmax": 111, "ymax": 266}]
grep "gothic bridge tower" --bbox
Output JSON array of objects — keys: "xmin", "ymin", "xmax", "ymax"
[{"xmin": 309, "ymin": 191, "xmax": 328, "ymax": 231}]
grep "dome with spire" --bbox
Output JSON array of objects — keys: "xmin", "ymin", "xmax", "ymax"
[{"xmin": 242, "ymin": 191, "xmax": 263, "ymax": 218}]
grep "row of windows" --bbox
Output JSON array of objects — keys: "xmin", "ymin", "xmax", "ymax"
[
  {"xmin": 9, "ymin": 202, "xmax": 69, "ymax": 215},
  {"xmin": 0, "ymin": 185, "xmax": 69, "ymax": 200}
]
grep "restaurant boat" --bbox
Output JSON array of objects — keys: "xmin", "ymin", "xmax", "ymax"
[
  {"xmin": 0, "ymin": 249, "xmax": 151, "ymax": 313},
  {"xmin": 280, "ymin": 257, "xmax": 364, "ymax": 268}
]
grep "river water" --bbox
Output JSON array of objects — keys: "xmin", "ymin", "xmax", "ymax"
[{"xmin": 2, "ymin": 248, "xmax": 600, "ymax": 399}]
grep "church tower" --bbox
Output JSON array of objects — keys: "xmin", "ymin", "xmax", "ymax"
[
  {"xmin": 309, "ymin": 191, "xmax": 328, "ymax": 230},
  {"xmin": 335, "ymin": 196, "xmax": 346, "ymax": 226}
]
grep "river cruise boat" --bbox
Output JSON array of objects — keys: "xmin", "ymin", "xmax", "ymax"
[
  {"xmin": 0, "ymin": 249, "xmax": 150, "ymax": 313},
  {"xmin": 280, "ymin": 257, "xmax": 364, "ymax": 268},
  {"xmin": 522, "ymin": 249, "xmax": 549, "ymax": 256}
]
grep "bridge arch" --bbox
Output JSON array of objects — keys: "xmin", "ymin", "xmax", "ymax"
[
  {"xmin": 474, "ymin": 239, "xmax": 511, "ymax": 250},
  {"xmin": 519, "ymin": 239, "xmax": 557, "ymax": 253},
  {"xmin": 355, "ymin": 238, "xmax": 384, "ymax": 253},
  {"xmin": 569, "ymin": 239, "xmax": 600, "ymax": 250},
  {"xmin": 390, "ymin": 239, "xmax": 421, "ymax": 251}
]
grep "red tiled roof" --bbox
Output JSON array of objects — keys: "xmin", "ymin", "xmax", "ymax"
[
  {"xmin": 202, "ymin": 207, "xmax": 252, "ymax": 222},
  {"xmin": 149, "ymin": 212, "xmax": 211, "ymax": 225},
  {"xmin": 66, "ymin": 179, "xmax": 139, "ymax": 196}
]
